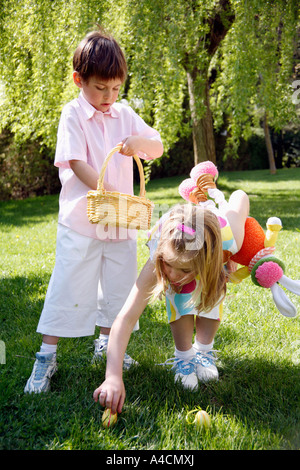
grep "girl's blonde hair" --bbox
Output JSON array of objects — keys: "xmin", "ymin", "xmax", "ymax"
[{"xmin": 153, "ymin": 204, "xmax": 226, "ymax": 314}]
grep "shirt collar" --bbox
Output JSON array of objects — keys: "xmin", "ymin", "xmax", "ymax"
[{"xmin": 78, "ymin": 91, "xmax": 120, "ymax": 120}]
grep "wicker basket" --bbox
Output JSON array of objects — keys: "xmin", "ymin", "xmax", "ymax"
[{"xmin": 87, "ymin": 145, "xmax": 154, "ymax": 230}]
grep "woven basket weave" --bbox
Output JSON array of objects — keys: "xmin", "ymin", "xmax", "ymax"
[{"xmin": 87, "ymin": 145, "xmax": 154, "ymax": 230}]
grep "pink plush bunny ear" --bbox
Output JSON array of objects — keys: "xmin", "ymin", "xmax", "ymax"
[
  {"xmin": 178, "ymin": 178, "xmax": 198, "ymax": 202},
  {"xmin": 190, "ymin": 161, "xmax": 219, "ymax": 184}
]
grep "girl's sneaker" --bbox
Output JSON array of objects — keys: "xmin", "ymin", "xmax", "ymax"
[
  {"xmin": 93, "ymin": 338, "xmax": 138, "ymax": 370},
  {"xmin": 160, "ymin": 356, "xmax": 198, "ymax": 390},
  {"xmin": 24, "ymin": 352, "xmax": 57, "ymax": 393},
  {"xmin": 195, "ymin": 350, "xmax": 219, "ymax": 382}
]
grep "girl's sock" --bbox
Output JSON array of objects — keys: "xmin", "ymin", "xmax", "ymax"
[
  {"xmin": 40, "ymin": 342, "xmax": 57, "ymax": 355},
  {"xmin": 175, "ymin": 346, "xmax": 195, "ymax": 360},
  {"xmin": 193, "ymin": 338, "xmax": 214, "ymax": 352}
]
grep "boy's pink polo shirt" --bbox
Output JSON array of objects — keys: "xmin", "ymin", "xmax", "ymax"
[{"xmin": 54, "ymin": 92, "xmax": 162, "ymax": 240}]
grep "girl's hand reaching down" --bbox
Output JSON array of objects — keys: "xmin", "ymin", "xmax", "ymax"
[{"xmin": 93, "ymin": 376, "xmax": 126, "ymax": 415}]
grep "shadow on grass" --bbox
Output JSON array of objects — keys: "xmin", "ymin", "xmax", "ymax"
[
  {"xmin": 1, "ymin": 307, "xmax": 299, "ymax": 449},
  {"xmin": 1, "ymin": 265, "xmax": 299, "ymax": 449},
  {"xmin": 43, "ymin": 331, "xmax": 299, "ymax": 450},
  {"xmin": 0, "ymin": 194, "xmax": 59, "ymax": 228},
  {"xmin": 0, "ymin": 273, "xmax": 50, "ymax": 339}
]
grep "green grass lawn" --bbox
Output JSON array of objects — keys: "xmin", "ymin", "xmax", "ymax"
[{"xmin": 0, "ymin": 167, "xmax": 299, "ymax": 451}]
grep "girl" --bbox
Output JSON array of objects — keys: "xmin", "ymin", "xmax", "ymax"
[
  {"xmin": 24, "ymin": 27, "xmax": 163, "ymax": 394},
  {"xmin": 93, "ymin": 187, "xmax": 249, "ymax": 414}
]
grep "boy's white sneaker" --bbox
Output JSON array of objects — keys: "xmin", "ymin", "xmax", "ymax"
[
  {"xmin": 93, "ymin": 337, "xmax": 108, "ymax": 362},
  {"xmin": 24, "ymin": 352, "xmax": 57, "ymax": 393},
  {"xmin": 93, "ymin": 337, "xmax": 138, "ymax": 370}
]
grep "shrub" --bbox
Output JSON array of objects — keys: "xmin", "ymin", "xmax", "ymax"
[{"xmin": 0, "ymin": 129, "xmax": 60, "ymax": 200}]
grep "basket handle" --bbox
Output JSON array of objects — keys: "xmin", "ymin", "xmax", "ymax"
[{"xmin": 97, "ymin": 144, "xmax": 146, "ymax": 197}]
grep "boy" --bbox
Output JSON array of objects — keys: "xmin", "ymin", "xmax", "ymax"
[{"xmin": 25, "ymin": 28, "xmax": 163, "ymax": 393}]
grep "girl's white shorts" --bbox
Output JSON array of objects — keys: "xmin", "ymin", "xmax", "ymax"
[{"xmin": 37, "ymin": 224, "xmax": 138, "ymax": 338}]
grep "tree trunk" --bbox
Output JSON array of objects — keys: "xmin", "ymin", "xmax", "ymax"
[
  {"xmin": 187, "ymin": 70, "xmax": 216, "ymax": 165},
  {"xmin": 185, "ymin": 0, "xmax": 235, "ymax": 165},
  {"xmin": 263, "ymin": 111, "xmax": 276, "ymax": 175}
]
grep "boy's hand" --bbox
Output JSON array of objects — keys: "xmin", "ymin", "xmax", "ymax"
[
  {"xmin": 93, "ymin": 376, "xmax": 125, "ymax": 414},
  {"xmin": 118, "ymin": 135, "xmax": 163, "ymax": 159},
  {"xmin": 119, "ymin": 136, "xmax": 141, "ymax": 156}
]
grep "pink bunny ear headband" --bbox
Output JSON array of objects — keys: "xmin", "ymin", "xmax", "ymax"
[
  {"xmin": 178, "ymin": 161, "xmax": 300, "ymax": 318},
  {"xmin": 177, "ymin": 223, "xmax": 196, "ymax": 235}
]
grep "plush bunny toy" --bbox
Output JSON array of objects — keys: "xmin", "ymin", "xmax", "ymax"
[{"xmin": 178, "ymin": 162, "xmax": 300, "ymax": 318}]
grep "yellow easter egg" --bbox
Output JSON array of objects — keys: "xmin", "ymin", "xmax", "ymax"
[
  {"xmin": 102, "ymin": 408, "xmax": 118, "ymax": 428},
  {"xmin": 194, "ymin": 410, "xmax": 211, "ymax": 429},
  {"xmin": 186, "ymin": 408, "xmax": 211, "ymax": 430}
]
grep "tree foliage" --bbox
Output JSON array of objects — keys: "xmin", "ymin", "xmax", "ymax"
[
  {"xmin": 103, "ymin": 0, "xmax": 235, "ymax": 163},
  {"xmin": 0, "ymin": 0, "xmax": 105, "ymax": 197},
  {"xmin": 0, "ymin": 0, "xmax": 104, "ymax": 148},
  {"xmin": 0, "ymin": 0, "xmax": 299, "ymax": 198},
  {"xmin": 210, "ymin": 0, "xmax": 299, "ymax": 159}
]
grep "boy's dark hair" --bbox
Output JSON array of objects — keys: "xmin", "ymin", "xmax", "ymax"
[{"xmin": 73, "ymin": 27, "xmax": 127, "ymax": 82}]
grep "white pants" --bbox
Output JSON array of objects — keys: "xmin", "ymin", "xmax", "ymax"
[{"xmin": 37, "ymin": 224, "xmax": 138, "ymax": 337}]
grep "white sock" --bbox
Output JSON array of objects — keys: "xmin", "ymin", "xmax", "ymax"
[
  {"xmin": 40, "ymin": 342, "xmax": 57, "ymax": 354},
  {"xmin": 175, "ymin": 346, "xmax": 195, "ymax": 360},
  {"xmin": 193, "ymin": 338, "xmax": 214, "ymax": 352}
]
